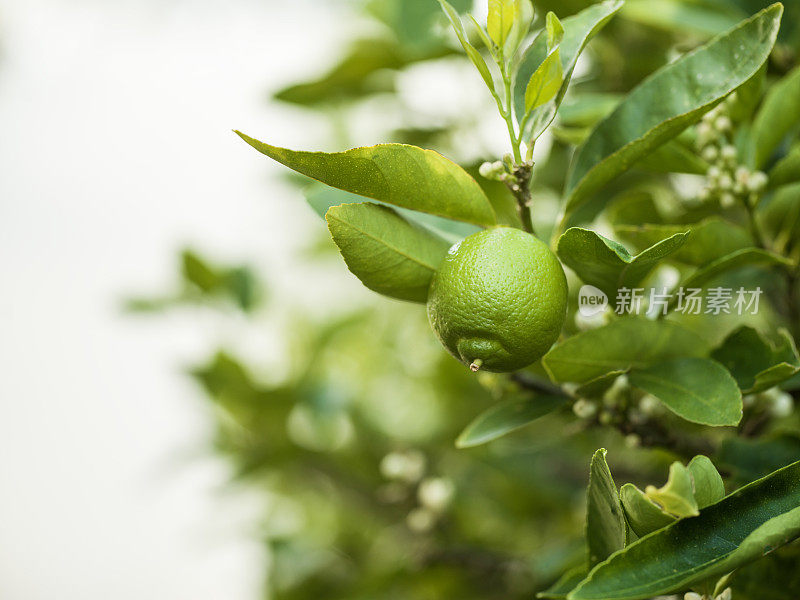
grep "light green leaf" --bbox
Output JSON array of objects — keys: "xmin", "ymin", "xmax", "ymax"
[
  {"xmin": 564, "ymin": 4, "xmax": 783, "ymax": 218},
  {"xmin": 439, "ymin": 0, "xmax": 497, "ymax": 93},
  {"xmin": 628, "ymin": 358, "xmax": 742, "ymax": 427},
  {"xmin": 768, "ymin": 146, "xmax": 800, "ymax": 189},
  {"xmin": 711, "ymin": 326, "xmax": 800, "ymax": 394},
  {"xmin": 677, "ymin": 247, "xmax": 793, "ymax": 292},
  {"xmin": 645, "ymin": 462, "xmax": 700, "ymax": 518},
  {"xmin": 615, "ymin": 218, "xmax": 752, "ymax": 266},
  {"xmin": 569, "ymin": 459, "xmax": 800, "ymax": 600},
  {"xmin": 687, "ymin": 455, "xmax": 726, "ymax": 510},
  {"xmin": 587, "ymin": 449, "xmax": 627, "ymax": 567},
  {"xmin": 620, "ymin": 483, "xmax": 676, "ymax": 537},
  {"xmin": 456, "ymin": 394, "xmax": 566, "ymax": 448},
  {"xmin": 542, "ymin": 318, "xmax": 709, "ymax": 384},
  {"xmin": 236, "ymin": 133, "xmax": 497, "ymax": 227},
  {"xmin": 325, "ymin": 202, "xmax": 451, "ymax": 302},
  {"xmin": 487, "ymin": 0, "xmax": 515, "ymax": 47},
  {"xmin": 503, "ymin": 0, "xmax": 534, "ymax": 57},
  {"xmin": 514, "ymin": 1, "xmax": 624, "ymax": 141},
  {"xmin": 546, "ymin": 11, "xmax": 565, "ymax": 49},
  {"xmin": 525, "ymin": 48, "xmax": 563, "ymax": 112},
  {"xmin": 751, "ymin": 65, "xmax": 800, "ymax": 169},
  {"xmin": 557, "ymin": 227, "xmax": 688, "ymax": 301}
]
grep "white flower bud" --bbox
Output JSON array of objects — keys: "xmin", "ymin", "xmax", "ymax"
[
  {"xmin": 720, "ymin": 145, "xmax": 737, "ymax": 162},
  {"xmin": 734, "ymin": 166, "xmax": 750, "ymax": 185},
  {"xmin": 562, "ymin": 383, "xmax": 580, "ymax": 397},
  {"xmin": 720, "ymin": 192, "xmax": 736, "ymax": 208},
  {"xmin": 701, "ymin": 146, "xmax": 719, "ymax": 162},
  {"xmin": 718, "ymin": 174, "xmax": 733, "ymax": 190},
  {"xmin": 698, "ymin": 187, "xmax": 711, "ymax": 202},
  {"xmin": 406, "ymin": 507, "xmax": 436, "ymax": 532},
  {"xmin": 380, "ymin": 450, "xmax": 426, "ymax": 483},
  {"xmin": 479, "ymin": 161, "xmax": 505, "ymax": 180},
  {"xmin": 697, "ymin": 122, "xmax": 714, "ymax": 145},
  {"xmin": 742, "ymin": 394, "xmax": 758, "ymax": 408},
  {"xmin": 639, "ymin": 394, "xmax": 661, "ymax": 416},
  {"xmin": 716, "ymin": 588, "xmax": 732, "ymax": 600},
  {"xmin": 684, "ymin": 593, "xmax": 704, "ymax": 600},
  {"xmin": 769, "ymin": 391, "xmax": 794, "ymax": 418},
  {"xmin": 418, "ymin": 477, "xmax": 454, "ymax": 511},
  {"xmin": 715, "ymin": 116, "xmax": 732, "ymax": 132},
  {"xmin": 707, "ymin": 165, "xmax": 722, "ymax": 182},
  {"xmin": 747, "ymin": 171, "xmax": 768, "ymax": 192},
  {"xmin": 573, "ymin": 398, "xmax": 598, "ymax": 419}
]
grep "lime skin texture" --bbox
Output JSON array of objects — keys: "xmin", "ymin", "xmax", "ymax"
[{"xmin": 427, "ymin": 227, "xmax": 568, "ymax": 373}]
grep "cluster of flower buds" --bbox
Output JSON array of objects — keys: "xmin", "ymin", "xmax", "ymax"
[
  {"xmin": 684, "ymin": 587, "xmax": 732, "ymax": 600},
  {"xmin": 696, "ymin": 94, "xmax": 767, "ymax": 208},
  {"xmin": 743, "ymin": 386, "xmax": 795, "ymax": 418},
  {"xmin": 379, "ymin": 449, "xmax": 454, "ymax": 533}
]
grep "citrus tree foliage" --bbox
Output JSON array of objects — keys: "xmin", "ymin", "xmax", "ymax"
[{"xmin": 138, "ymin": 0, "xmax": 800, "ymax": 598}]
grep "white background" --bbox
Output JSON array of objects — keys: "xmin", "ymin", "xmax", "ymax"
[{"xmin": 0, "ymin": 0, "xmax": 361, "ymax": 597}]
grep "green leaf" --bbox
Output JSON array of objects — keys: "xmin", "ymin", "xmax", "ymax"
[
  {"xmin": 236, "ymin": 133, "xmax": 497, "ymax": 227},
  {"xmin": 325, "ymin": 202, "xmax": 451, "ymax": 302},
  {"xmin": 564, "ymin": 4, "xmax": 783, "ymax": 217},
  {"xmin": 546, "ymin": 11, "xmax": 565, "ymax": 49},
  {"xmin": 586, "ymin": 449, "xmax": 627, "ymax": 567},
  {"xmin": 634, "ymin": 141, "xmax": 709, "ymax": 175},
  {"xmin": 543, "ymin": 318, "xmax": 709, "ymax": 384},
  {"xmin": 751, "ymin": 65, "xmax": 800, "ymax": 169},
  {"xmin": 514, "ymin": 1, "xmax": 624, "ymax": 141},
  {"xmin": 677, "ymin": 247, "xmax": 793, "ymax": 292},
  {"xmin": 768, "ymin": 146, "xmax": 800, "ymax": 189},
  {"xmin": 438, "ymin": 0, "xmax": 497, "ymax": 93},
  {"xmin": 455, "ymin": 393, "xmax": 566, "ymax": 448},
  {"xmin": 628, "ymin": 358, "xmax": 742, "ymax": 427},
  {"xmin": 761, "ymin": 182, "xmax": 800, "ymax": 255},
  {"xmin": 711, "ymin": 326, "xmax": 800, "ymax": 394},
  {"xmin": 502, "ymin": 0, "xmax": 534, "ymax": 57},
  {"xmin": 620, "ymin": 483, "xmax": 676, "ymax": 537},
  {"xmin": 524, "ymin": 47, "xmax": 563, "ymax": 112},
  {"xmin": 569, "ymin": 459, "xmax": 800, "ymax": 600},
  {"xmin": 557, "ymin": 227, "xmax": 688, "ymax": 301},
  {"xmin": 688, "ymin": 455, "xmax": 726, "ymax": 509},
  {"xmin": 303, "ymin": 183, "xmax": 480, "ymax": 242},
  {"xmin": 487, "ymin": 0, "xmax": 515, "ymax": 47},
  {"xmin": 615, "ymin": 218, "xmax": 752, "ymax": 266},
  {"xmin": 644, "ymin": 462, "xmax": 700, "ymax": 518}
]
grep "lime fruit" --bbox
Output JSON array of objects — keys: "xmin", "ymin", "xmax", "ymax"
[{"xmin": 427, "ymin": 227, "xmax": 568, "ymax": 373}]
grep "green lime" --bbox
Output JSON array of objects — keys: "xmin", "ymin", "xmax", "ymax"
[{"xmin": 427, "ymin": 227, "xmax": 568, "ymax": 373}]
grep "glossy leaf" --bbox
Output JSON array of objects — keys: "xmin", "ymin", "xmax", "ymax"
[
  {"xmin": 620, "ymin": 484, "xmax": 676, "ymax": 537},
  {"xmin": 514, "ymin": 1, "xmax": 623, "ymax": 141},
  {"xmin": 557, "ymin": 227, "xmax": 688, "ymax": 300},
  {"xmin": 688, "ymin": 455, "xmax": 726, "ymax": 510},
  {"xmin": 711, "ymin": 326, "xmax": 800, "ymax": 394},
  {"xmin": 628, "ymin": 358, "xmax": 742, "ymax": 427},
  {"xmin": 439, "ymin": 0, "xmax": 497, "ymax": 93},
  {"xmin": 542, "ymin": 318, "xmax": 709, "ymax": 384},
  {"xmin": 677, "ymin": 248, "xmax": 793, "ymax": 292},
  {"xmin": 586, "ymin": 449, "xmax": 627, "ymax": 567},
  {"xmin": 620, "ymin": 0, "xmax": 744, "ymax": 37},
  {"xmin": 564, "ymin": 4, "xmax": 783, "ymax": 217},
  {"xmin": 236, "ymin": 133, "xmax": 497, "ymax": 226},
  {"xmin": 615, "ymin": 218, "xmax": 752, "ymax": 266},
  {"xmin": 325, "ymin": 202, "xmax": 451, "ymax": 302},
  {"xmin": 751, "ymin": 65, "xmax": 800, "ymax": 169},
  {"xmin": 525, "ymin": 47, "xmax": 563, "ymax": 112},
  {"xmin": 569, "ymin": 459, "xmax": 800, "ymax": 600},
  {"xmin": 539, "ymin": 565, "xmax": 588, "ymax": 600},
  {"xmin": 487, "ymin": 0, "xmax": 515, "ymax": 47},
  {"xmin": 503, "ymin": 0, "xmax": 535, "ymax": 57},
  {"xmin": 644, "ymin": 462, "xmax": 700, "ymax": 518},
  {"xmin": 455, "ymin": 394, "xmax": 567, "ymax": 448}
]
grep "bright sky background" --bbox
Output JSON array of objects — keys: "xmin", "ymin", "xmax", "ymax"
[{"xmin": 0, "ymin": 0, "xmax": 357, "ymax": 597}]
